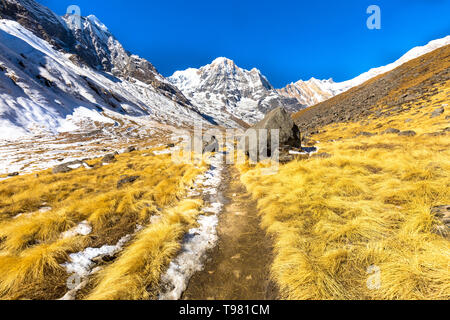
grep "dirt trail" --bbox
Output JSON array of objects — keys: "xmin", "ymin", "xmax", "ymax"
[{"xmin": 182, "ymin": 165, "xmax": 278, "ymax": 300}]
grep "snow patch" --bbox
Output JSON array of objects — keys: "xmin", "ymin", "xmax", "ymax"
[
  {"xmin": 159, "ymin": 152, "xmax": 223, "ymax": 300},
  {"xmin": 61, "ymin": 220, "xmax": 92, "ymax": 239},
  {"xmin": 62, "ymin": 234, "xmax": 130, "ymax": 278},
  {"xmin": 158, "ymin": 214, "xmax": 219, "ymax": 300},
  {"xmin": 58, "ymin": 107, "xmax": 115, "ymax": 133}
]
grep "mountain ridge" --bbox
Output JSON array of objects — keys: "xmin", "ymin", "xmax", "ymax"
[
  {"xmin": 279, "ymin": 35, "xmax": 450, "ymax": 107},
  {"xmin": 0, "ymin": 0, "xmax": 218, "ymax": 138},
  {"xmin": 169, "ymin": 57, "xmax": 305, "ymax": 127}
]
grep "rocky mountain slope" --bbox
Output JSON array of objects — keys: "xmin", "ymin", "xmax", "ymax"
[
  {"xmin": 293, "ymin": 43, "xmax": 450, "ymax": 135},
  {"xmin": 169, "ymin": 57, "xmax": 305, "ymax": 128},
  {"xmin": 279, "ymin": 36, "xmax": 450, "ymax": 107},
  {"xmin": 0, "ymin": 0, "xmax": 211, "ymax": 139}
]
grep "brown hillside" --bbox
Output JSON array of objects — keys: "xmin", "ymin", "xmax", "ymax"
[{"xmin": 293, "ymin": 44, "xmax": 450, "ymax": 134}]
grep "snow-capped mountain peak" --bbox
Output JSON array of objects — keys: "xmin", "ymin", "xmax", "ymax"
[
  {"xmin": 211, "ymin": 56, "xmax": 235, "ymax": 66},
  {"xmin": 169, "ymin": 57, "xmax": 304, "ymax": 127},
  {"xmin": 279, "ymin": 35, "xmax": 450, "ymax": 107},
  {"xmin": 85, "ymin": 15, "xmax": 109, "ymax": 32},
  {"xmin": 0, "ymin": 0, "xmax": 212, "ymax": 139}
]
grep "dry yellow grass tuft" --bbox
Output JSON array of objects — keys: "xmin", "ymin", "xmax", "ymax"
[
  {"xmin": 86, "ymin": 199, "xmax": 202, "ymax": 300},
  {"xmin": 238, "ymin": 82, "xmax": 450, "ymax": 300},
  {"xmin": 0, "ymin": 148, "xmax": 206, "ymax": 299}
]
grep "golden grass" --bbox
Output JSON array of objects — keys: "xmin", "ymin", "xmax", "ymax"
[
  {"xmin": 86, "ymin": 199, "xmax": 202, "ymax": 300},
  {"xmin": 0, "ymin": 148, "xmax": 206, "ymax": 299},
  {"xmin": 238, "ymin": 83, "xmax": 450, "ymax": 300}
]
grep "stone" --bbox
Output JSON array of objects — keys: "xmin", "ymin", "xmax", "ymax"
[
  {"xmin": 124, "ymin": 146, "xmax": 136, "ymax": 153},
  {"xmin": 202, "ymin": 136, "xmax": 219, "ymax": 153},
  {"xmin": 240, "ymin": 107, "xmax": 301, "ymax": 162},
  {"xmin": 398, "ymin": 130, "xmax": 416, "ymax": 137},
  {"xmin": 7, "ymin": 172, "xmax": 19, "ymax": 177},
  {"xmin": 117, "ymin": 175, "xmax": 140, "ymax": 188},
  {"xmin": 312, "ymin": 152, "xmax": 332, "ymax": 159},
  {"xmin": 358, "ymin": 132, "xmax": 376, "ymax": 137},
  {"xmin": 279, "ymin": 154, "xmax": 295, "ymax": 164},
  {"xmin": 102, "ymin": 153, "xmax": 117, "ymax": 163},
  {"xmin": 382, "ymin": 128, "xmax": 400, "ymax": 134},
  {"xmin": 430, "ymin": 107, "xmax": 444, "ymax": 118},
  {"xmin": 52, "ymin": 160, "xmax": 86, "ymax": 174}
]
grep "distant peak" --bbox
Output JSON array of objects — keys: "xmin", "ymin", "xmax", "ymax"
[
  {"xmin": 305, "ymin": 77, "xmax": 335, "ymax": 84},
  {"xmin": 86, "ymin": 15, "xmax": 109, "ymax": 32},
  {"xmin": 211, "ymin": 57, "xmax": 235, "ymax": 66}
]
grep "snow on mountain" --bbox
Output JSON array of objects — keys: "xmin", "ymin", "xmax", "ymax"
[
  {"xmin": 278, "ymin": 78, "xmax": 338, "ymax": 107},
  {"xmin": 0, "ymin": 18, "xmax": 207, "ymax": 139},
  {"xmin": 62, "ymin": 12, "xmax": 195, "ymax": 109},
  {"xmin": 0, "ymin": 0, "xmax": 217, "ymax": 139},
  {"xmin": 279, "ymin": 35, "xmax": 450, "ymax": 107},
  {"xmin": 169, "ymin": 57, "xmax": 305, "ymax": 127},
  {"xmin": 0, "ymin": 0, "xmax": 75, "ymax": 49}
]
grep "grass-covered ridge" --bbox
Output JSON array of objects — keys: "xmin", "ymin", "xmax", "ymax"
[
  {"xmin": 238, "ymin": 81, "xmax": 450, "ymax": 300},
  {"xmin": 0, "ymin": 147, "xmax": 206, "ymax": 300}
]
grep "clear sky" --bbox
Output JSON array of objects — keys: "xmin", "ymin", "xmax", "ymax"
[{"xmin": 39, "ymin": 0, "xmax": 450, "ymax": 88}]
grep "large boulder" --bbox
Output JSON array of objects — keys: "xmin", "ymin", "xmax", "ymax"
[{"xmin": 240, "ymin": 107, "xmax": 301, "ymax": 161}]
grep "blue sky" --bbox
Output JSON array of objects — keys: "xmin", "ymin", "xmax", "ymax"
[{"xmin": 39, "ymin": 0, "xmax": 450, "ymax": 88}]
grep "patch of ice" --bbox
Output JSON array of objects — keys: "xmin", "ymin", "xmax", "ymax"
[
  {"xmin": 61, "ymin": 220, "xmax": 92, "ymax": 239},
  {"xmin": 158, "ymin": 214, "xmax": 219, "ymax": 300},
  {"xmin": 203, "ymin": 202, "xmax": 222, "ymax": 214},
  {"xmin": 59, "ymin": 223, "xmax": 145, "ymax": 300},
  {"xmin": 159, "ymin": 152, "xmax": 223, "ymax": 300},
  {"xmin": 153, "ymin": 146, "xmax": 179, "ymax": 155},
  {"xmin": 62, "ymin": 235, "xmax": 130, "ymax": 278},
  {"xmin": 67, "ymin": 163, "xmax": 82, "ymax": 170}
]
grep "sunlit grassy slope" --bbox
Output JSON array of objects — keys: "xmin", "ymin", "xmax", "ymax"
[
  {"xmin": 0, "ymin": 147, "xmax": 205, "ymax": 300},
  {"xmin": 238, "ymin": 79, "xmax": 450, "ymax": 300}
]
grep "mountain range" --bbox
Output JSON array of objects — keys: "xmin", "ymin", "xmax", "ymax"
[
  {"xmin": 278, "ymin": 36, "xmax": 450, "ymax": 106},
  {"xmin": 0, "ymin": 0, "xmax": 449, "ymax": 139}
]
